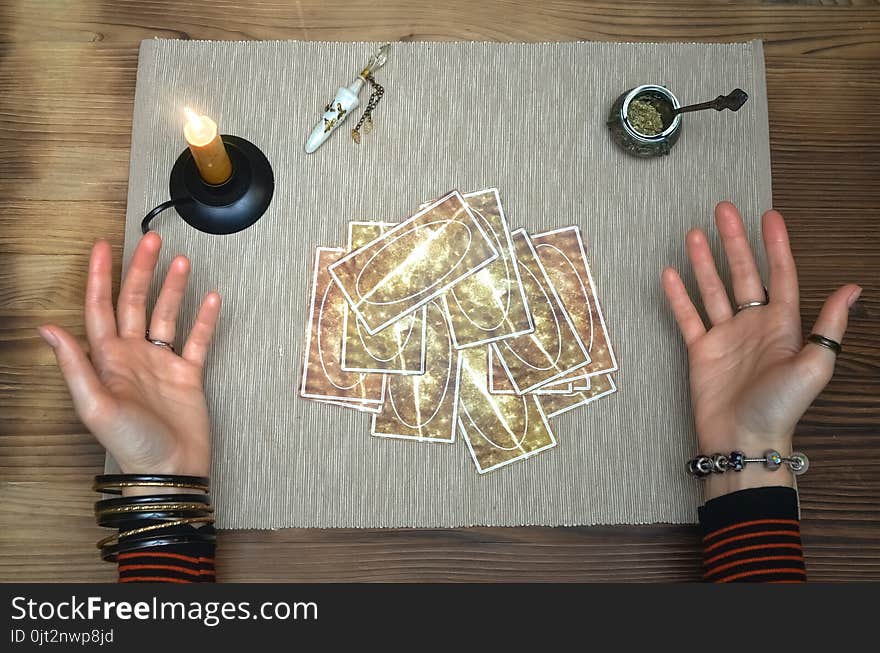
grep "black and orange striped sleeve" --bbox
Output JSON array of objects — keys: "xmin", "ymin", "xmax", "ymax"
[
  {"xmin": 117, "ymin": 525, "xmax": 216, "ymax": 583},
  {"xmin": 699, "ymin": 486, "xmax": 806, "ymax": 583}
]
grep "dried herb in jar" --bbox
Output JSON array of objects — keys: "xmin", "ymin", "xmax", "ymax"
[{"xmin": 627, "ymin": 99, "xmax": 664, "ymax": 136}]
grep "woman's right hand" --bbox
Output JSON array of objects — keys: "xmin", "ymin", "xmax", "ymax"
[{"xmin": 662, "ymin": 202, "xmax": 859, "ymax": 499}]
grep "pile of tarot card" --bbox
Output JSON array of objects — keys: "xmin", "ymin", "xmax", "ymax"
[{"xmin": 299, "ymin": 188, "xmax": 617, "ymax": 474}]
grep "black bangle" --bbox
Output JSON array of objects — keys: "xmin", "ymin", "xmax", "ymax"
[
  {"xmin": 97, "ymin": 509, "xmax": 214, "ymax": 529},
  {"xmin": 94, "ymin": 474, "xmax": 210, "ymax": 494},
  {"xmin": 101, "ymin": 530, "xmax": 217, "ymax": 563},
  {"xmin": 93, "ymin": 474, "xmax": 215, "ymax": 562}
]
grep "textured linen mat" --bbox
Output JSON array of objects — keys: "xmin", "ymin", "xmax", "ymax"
[{"xmin": 120, "ymin": 39, "xmax": 772, "ymax": 528}]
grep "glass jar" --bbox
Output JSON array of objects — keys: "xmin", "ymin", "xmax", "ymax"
[{"xmin": 607, "ymin": 84, "xmax": 682, "ymax": 157}]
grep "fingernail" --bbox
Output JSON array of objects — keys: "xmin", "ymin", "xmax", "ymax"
[
  {"xmin": 37, "ymin": 326, "xmax": 58, "ymax": 348},
  {"xmin": 847, "ymin": 286, "xmax": 862, "ymax": 308}
]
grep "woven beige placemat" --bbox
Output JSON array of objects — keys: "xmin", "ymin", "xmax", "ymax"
[{"xmin": 120, "ymin": 39, "xmax": 771, "ymax": 528}]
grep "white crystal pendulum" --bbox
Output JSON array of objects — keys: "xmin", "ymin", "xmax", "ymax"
[{"xmin": 304, "ymin": 43, "xmax": 390, "ymax": 154}]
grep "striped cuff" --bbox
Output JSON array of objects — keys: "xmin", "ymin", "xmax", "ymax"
[
  {"xmin": 699, "ymin": 486, "xmax": 806, "ymax": 583},
  {"xmin": 117, "ymin": 525, "xmax": 216, "ymax": 583}
]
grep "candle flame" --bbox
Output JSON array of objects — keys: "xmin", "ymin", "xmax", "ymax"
[
  {"xmin": 183, "ymin": 106, "xmax": 216, "ymax": 147},
  {"xmin": 184, "ymin": 106, "xmax": 201, "ymax": 128}
]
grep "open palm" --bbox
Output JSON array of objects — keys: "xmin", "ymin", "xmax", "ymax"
[
  {"xmin": 39, "ymin": 233, "xmax": 221, "ymax": 478},
  {"xmin": 688, "ymin": 301, "xmax": 806, "ymax": 454},
  {"xmin": 662, "ymin": 202, "xmax": 858, "ymax": 495}
]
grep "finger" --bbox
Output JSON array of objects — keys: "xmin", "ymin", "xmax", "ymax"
[
  {"xmin": 148, "ymin": 255, "xmax": 191, "ymax": 343},
  {"xmin": 686, "ymin": 228, "xmax": 734, "ymax": 325},
  {"xmin": 795, "ymin": 284, "xmax": 861, "ymax": 389},
  {"xmin": 803, "ymin": 283, "xmax": 860, "ymax": 359},
  {"xmin": 715, "ymin": 201, "xmax": 765, "ymax": 306},
  {"xmin": 661, "ymin": 267, "xmax": 706, "ymax": 346},
  {"xmin": 182, "ymin": 291, "xmax": 222, "ymax": 368},
  {"xmin": 85, "ymin": 240, "xmax": 117, "ymax": 347},
  {"xmin": 38, "ymin": 325, "xmax": 115, "ymax": 428},
  {"xmin": 762, "ymin": 209, "xmax": 799, "ymax": 307},
  {"xmin": 117, "ymin": 232, "xmax": 162, "ymax": 337}
]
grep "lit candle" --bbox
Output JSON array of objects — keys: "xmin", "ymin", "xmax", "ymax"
[{"xmin": 183, "ymin": 107, "xmax": 232, "ymax": 185}]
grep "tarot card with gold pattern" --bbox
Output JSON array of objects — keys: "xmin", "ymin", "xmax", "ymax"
[
  {"xmin": 458, "ymin": 347, "xmax": 557, "ymax": 474},
  {"xmin": 313, "ymin": 398, "xmax": 383, "ymax": 414},
  {"xmin": 299, "ymin": 247, "xmax": 386, "ymax": 405},
  {"xmin": 536, "ymin": 373, "xmax": 617, "ymax": 418},
  {"xmin": 487, "ymin": 346, "xmax": 573, "ymax": 395},
  {"xmin": 341, "ymin": 221, "xmax": 427, "ymax": 375},
  {"xmin": 443, "ymin": 188, "xmax": 533, "ymax": 349},
  {"xmin": 531, "ymin": 226, "xmax": 617, "ymax": 377},
  {"xmin": 328, "ymin": 190, "xmax": 499, "ymax": 334},
  {"xmin": 491, "ymin": 229, "xmax": 591, "ymax": 394},
  {"xmin": 371, "ymin": 300, "xmax": 461, "ymax": 443}
]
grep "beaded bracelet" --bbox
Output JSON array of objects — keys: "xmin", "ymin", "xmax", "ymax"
[{"xmin": 686, "ymin": 450, "xmax": 810, "ymax": 478}]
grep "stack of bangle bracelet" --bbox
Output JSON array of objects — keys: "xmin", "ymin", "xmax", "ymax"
[
  {"xmin": 92, "ymin": 474, "xmax": 215, "ymax": 562},
  {"xmin": 686, "ymin": 450, "xmax": 810, "ymax": 478}
]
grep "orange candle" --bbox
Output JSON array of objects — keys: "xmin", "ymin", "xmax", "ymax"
[{"xmin": 183, "ymin": 107, "xmax": 232, "ymax": 185}]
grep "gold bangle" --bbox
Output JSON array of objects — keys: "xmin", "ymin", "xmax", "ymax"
[
  {"xmin": 95, "ymin": 503, "xmax": 215, "ymax": 516},
  {"xmin": 95, "ymin": 517, "xmax": 215, "ymax": 549},
  {"xmin": 93, "ymin": 480, "xmax": 209, "ymax": 493}
]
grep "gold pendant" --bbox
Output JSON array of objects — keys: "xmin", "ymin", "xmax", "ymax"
[
  {"xmin": 351, "ymin": 129, "xmax": 361, "ymax": 144},
  {"xmin": 363, "ymin": 117, "xmax": 374, "ymax": 135}
]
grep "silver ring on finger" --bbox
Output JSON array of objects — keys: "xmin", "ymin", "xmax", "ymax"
[
  {"xmin": 145, "ymin": 330, "xmax": 175, "ymax": 353},
  {"xmin": 736, "ymin": 299, "xmax": 767, "ymax": 312},
  {"xmin": 736, "ymin": 286, "xmax": 769, "ymax": 312}
]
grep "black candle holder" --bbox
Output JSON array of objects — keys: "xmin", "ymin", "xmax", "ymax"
[{"xmin": 141, "ymin": 135, "xmax": 274, "ymax": 235}]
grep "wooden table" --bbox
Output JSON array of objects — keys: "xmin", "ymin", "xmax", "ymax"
[{"xmin": 1, "ymin": 1, "xmax": 878, "ymax": 582}]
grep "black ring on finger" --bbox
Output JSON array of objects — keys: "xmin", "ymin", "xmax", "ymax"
[{"xmin": 807, "ymin": 333, "xmax": 842, "ymax": 355}]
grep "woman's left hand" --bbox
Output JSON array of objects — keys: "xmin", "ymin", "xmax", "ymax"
[{"xmin": 38, "ymin": 232, "xmax": 221, "ymax": 480}]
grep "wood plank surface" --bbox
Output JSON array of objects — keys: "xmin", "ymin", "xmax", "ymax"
[{"xmin": 0, "ymin": 0, "xmax": 878, "ymax": 582}]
